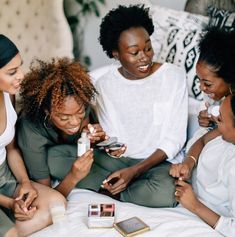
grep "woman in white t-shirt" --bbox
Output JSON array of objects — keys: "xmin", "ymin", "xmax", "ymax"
[
  {"xmin": 170, "ymin": 95, "xmax": 235, "ymax": 236},
  {"xmin": 186, "ymin": 28, "xmax": 235, "ymax": 152},
  {"xmin": 0, "ymin": 34, "xmax": 65, "ymax": 237}
]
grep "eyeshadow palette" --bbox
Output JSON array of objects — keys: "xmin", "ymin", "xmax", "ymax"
[{"xmin": 88, "ymin": 203, "xmax": 115, "ymax": 228}]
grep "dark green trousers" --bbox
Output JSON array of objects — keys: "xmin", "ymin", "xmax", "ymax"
[{"xmin": 48, "ymin": 144, "xmax": 177, "ymax": 208}]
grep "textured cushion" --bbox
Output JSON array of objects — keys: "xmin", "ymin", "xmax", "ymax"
[
  {"xmin": 147, "ymin": 4, "xmax": 209, "ymax": 62},
  {"xmin": 0, "ymin": 0, "xmax": 73, "ymax": 71},
  {"xmin": 158, "ymin": 26, "xmax": 204, "ymax": 100},
  {"xmin": 207, "ymin": 5, "xmax": 235, "ymax": 31}
]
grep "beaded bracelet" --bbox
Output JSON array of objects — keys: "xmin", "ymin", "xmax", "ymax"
[{"xmin": 187, "ymin": 155, "xmax": 197, "ymax": 167}]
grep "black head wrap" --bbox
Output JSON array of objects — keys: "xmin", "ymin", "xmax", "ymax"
[{"xmin": 0, "ymin": 34, "xmax": 19, "ymax": 68}]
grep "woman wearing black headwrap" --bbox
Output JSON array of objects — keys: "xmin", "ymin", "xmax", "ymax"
[{"xmin": 0, "ymin": 35, "xmax": 65, "ymax": 237}]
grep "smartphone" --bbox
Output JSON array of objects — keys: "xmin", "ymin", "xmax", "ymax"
[
  {"xmin": 108, "ymin": 142, "xmax": 125, "ymax": 151},
  {"xmin": 96, "ymin": 137, "xmax": 118, "ymax": 147},
  {"xmin": 107, "ymin": 177, "xmax": 119, "ymax": 185}
]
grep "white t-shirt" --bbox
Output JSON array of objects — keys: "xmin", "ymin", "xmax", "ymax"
[
  {"xmin": 0, "ymin": 92, "xmax": 17, "ymax": 165},
  {"xmin": 193, "ymin": 136, "xmax": 235, "ymax": 237},
  {"xmin": 94, "ymin": 63, "xmax": 188, "ymax": 163}
]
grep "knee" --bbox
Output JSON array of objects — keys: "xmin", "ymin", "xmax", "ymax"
[{"xmin": 4, "ymin": 227, "xmax": 19, "ymax": 237}]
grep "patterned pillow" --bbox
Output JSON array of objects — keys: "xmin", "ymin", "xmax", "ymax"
[
  {"xmin": 158, "ymin": 26, "xmax": 205, "ymax": 100},
  {"xmin": 207, "ymin": 5, "xmax": 235, "ymax": 31},
  {"xmin": 148, "ymin": 4, "xmax": 209, "ymax": 62}
]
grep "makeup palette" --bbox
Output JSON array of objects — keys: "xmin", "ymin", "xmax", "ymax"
[{"xmin": 88, "ymin": 203, "xmax": 115, "ymax": 228}]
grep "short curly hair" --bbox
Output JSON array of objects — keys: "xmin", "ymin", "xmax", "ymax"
[
  {"xmin": 20, "ymin": 57, "xmax": 97, "ymax": 123},
  {"xmin": 99, "ymin": 4, "xmax": 154, "ymax": 58},
  {"xmin": 199, "ymin": 27, "xmax": 235, "ymax": 85}
]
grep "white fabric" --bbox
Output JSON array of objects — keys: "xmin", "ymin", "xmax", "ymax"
[
  {"xmin": 29, "ymin": 189, "xmax": 223, "ymax": 237},
  {"xmin": 193, "ymin": 136, "xmax": 235, "ymax": 237},
  {"xmin": 0, "ymin": 92, "xmax": 17, "ymax": 165},
  {"xmin": 94, "ymin": 63, "xmax": 188, "ymax": 163}
]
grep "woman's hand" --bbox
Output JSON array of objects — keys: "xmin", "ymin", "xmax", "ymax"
[
  {"xmin": 174, "ymin": 179, "xmax": 201, "ymax": 212},
  {"xmin": 86, "ymin": 123, "xmax": 108, "ymax": 143},
  {"xmin": 105, "ymin": 144, "xmax": 127, "ymax": 158},
  {"xmin": 169, "ymin": 162, "xmax": 193, "ymax": 181},
  {"xmin": 15, "ymin": 181, "xmax": 38, "ymax": 211},
  {"xmin": 71, "ymin": 149, "xmax": 94, "ymax": 182},
  {"xmin": 12, "ymin": 199, "xmax": 37, "ymax": 221},
  {"xmin": 102, "ymin": 166, "xmax": 137, "ymax": 195},
  {"xmin": 198, "ymin": 109, "xmax": 213, "ymax": 127}
]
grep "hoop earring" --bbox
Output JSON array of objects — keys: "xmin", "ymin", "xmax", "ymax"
[{"xmin": 43, "ymin": 114, "xmax": 52, "ymax": 129}]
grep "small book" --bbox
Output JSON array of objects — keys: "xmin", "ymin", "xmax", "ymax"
[{"xmin": 114, "ymin": 217, "xmax": 150, "ymax": 237}]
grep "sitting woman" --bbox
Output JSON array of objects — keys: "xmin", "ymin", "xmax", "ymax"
[
  {"xmin": 186, "ymin": 28, "xmax": 235, "ymax": 150},
  {"xmin": 92, "ymin": 5, "xmax": 188, "ymax": 207},
  {"xmin": 170, "ymin": 95, "xmax": 235, "ymax": 237},
  {"xmin": 0, "ymin": 35, "xmax": 65, "ymax": 237},
  {"xmin": 17, "ymin": 57, "xmax": 121, "ymax": 197}
]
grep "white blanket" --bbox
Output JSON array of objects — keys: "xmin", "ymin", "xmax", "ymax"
[{"xmin": 30, "ymin": 189, "xmax": 223, "ymax": 237}]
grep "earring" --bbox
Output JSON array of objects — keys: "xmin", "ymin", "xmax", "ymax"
[
  {"xmin": 43, "ymin": 114, "xmax": 52, "ymax": 129},
  {"xmin": 229, "ymin": 85, "xmax": 234, "ymax": 95}
]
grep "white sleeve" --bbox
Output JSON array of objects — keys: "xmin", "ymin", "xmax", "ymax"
[
  {"xmin": 215, "ymin": 159, "xmax": 235, "ymax": 236},
  {"xmin": 158, "ymin": 68, "xmax": 188, "ymax": 162}
]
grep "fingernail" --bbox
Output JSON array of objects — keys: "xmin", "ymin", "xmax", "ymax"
[
  {"xmin": 103, "ymin": 179, "xmax": 108, "ymax": 184},
  {"xmin": 89, "ymin": 126, "xmax": 95, "ymax": 134}
]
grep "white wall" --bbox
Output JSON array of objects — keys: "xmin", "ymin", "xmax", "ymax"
[{"xmin": 83, "ymin": 0, "xmax": 187, "ymax": 70}]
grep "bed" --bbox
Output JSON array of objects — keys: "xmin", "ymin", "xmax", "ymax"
[{"xmin": 29, "ymin": 189, "xmax": 223, "ymax": 237}]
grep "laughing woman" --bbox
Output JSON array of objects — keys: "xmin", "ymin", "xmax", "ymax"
[{"xmin": 0, "ymin": 35, "xmax": 65, "ymax": 237}]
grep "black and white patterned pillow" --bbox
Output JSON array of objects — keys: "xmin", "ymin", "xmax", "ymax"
[
  {"xmin": 158, "ymin": 26, "xmax": 204, "ymax": 100},
  {"xmin": 207, "ymin": 6, "xmax": 235, "ymax": 31},
  {"xmin": 148, "ymin": 4, "xmax": 209, "ymax": 62}
]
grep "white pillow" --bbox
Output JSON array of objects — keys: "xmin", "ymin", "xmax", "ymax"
[
  {"xmin": 158, "ymin": 26, "xmax": 204, "ymax": 100},
  {"xmin": 148, "ymin": 4, "xmax": 209, "ymax": 62}
]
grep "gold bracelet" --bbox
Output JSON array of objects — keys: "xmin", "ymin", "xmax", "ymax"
[{"xmin": 187, "ymin": 155, "xmax": 197, "ymax": 167}]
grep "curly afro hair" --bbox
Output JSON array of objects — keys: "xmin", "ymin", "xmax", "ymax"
[
  {"xmin": 99, "ymin": 4, "xmax": 154, "ymax": 58},
  {"xmin": 199, "ymin": 27, "xmax": 235, "ymax": 85},
  {"xmin": 20, "ymin": 57, "xmax": 97, "ymax": 123}
]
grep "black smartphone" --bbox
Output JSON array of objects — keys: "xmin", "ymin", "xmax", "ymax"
[
  {"xmin": 108, "ymin": 142, "xmax": 125, "ymax": 151},
  {"xmin": 96, "ymin": 137, "xmax": 118, "ymax": 147},
  {"xmin": 107, "ymin": 177, "xmax": 119, "ymax": 185}
]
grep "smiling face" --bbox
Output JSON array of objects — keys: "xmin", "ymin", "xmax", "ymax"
[
  {"xmin": 196, "ymin": 60, "xmax": 230, "ymax": 101},
  {"xmin": 113, "ymin": 27, "xmax": 154, "ymax": 80},
  {"xmin": 217, "ymin": 95, "xmax": 235, "ymax": 143},
  {"xmin": 49, "ymin": 96, "xmax": 86, "ymax": 136},
  {"xmin": 0, "ymin": 53, "xmax": 24, "ymax": 94}
]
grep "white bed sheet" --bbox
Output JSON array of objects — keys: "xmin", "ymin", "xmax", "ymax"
[{"xmin": 30, "ymin": 189, "xmax": 223, "ymax": 237}]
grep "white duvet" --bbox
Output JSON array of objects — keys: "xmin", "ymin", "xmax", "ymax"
[{"xmin": 30, "ymin": 189, "xmax": 223, "ymax": 237}]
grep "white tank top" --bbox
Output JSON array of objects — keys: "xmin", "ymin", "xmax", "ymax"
[{"xmin": 0, "ymin": 92, "xmax": 17, "ymax": 165}]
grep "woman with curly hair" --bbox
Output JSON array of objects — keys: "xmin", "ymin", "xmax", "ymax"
[
  {"xmin": 0, "ymin": 35, "xmax": 65, "ymax": 237},
  {"xmin": 93, "ymin": 5, "xmax": 188, "ymax": 207},
  {"xmin": 17, "ymin": 57, "xmax": 123, "ymax": 197}
]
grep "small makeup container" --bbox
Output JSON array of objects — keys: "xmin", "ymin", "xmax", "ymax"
[
  {"xmin": 88, "ymin": 203, "xmax": 115, "ymax": 228},
  {"xmin": 207, "ymin": 105, "xmax": 220, "ymax": 117}
]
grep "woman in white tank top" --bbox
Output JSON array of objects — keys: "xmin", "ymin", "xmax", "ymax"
[{"xmin": 0, "ymin": 34, "xmax": 66, "ymax": 237}]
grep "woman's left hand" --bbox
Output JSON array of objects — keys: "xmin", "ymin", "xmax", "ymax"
[
  {"xmin": 174, "ymin": 179, "xmax": 200, "ymax": 212},
  {"xmin": 15, "ymin": 181, "xmax": 38, "ymax": 211},
  {"xmin": 102, "ymin": 167, "xmax": 137, "ymax": 195},
  {"xmin": 87, "ymin": 123, "xmax": 107, "ymax": 143}
]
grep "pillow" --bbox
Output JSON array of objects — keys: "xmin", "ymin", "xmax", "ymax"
[
  {"xmin": 158, "ymin": 26, "xmax": 204, "ymax": 100},
  {"xmin": 207, "ymin": 5, "xmax": 235, "ymax": 31},
  {"xmin": 147, "ymin": 4, "xmax": 209, "ymax": 61}
]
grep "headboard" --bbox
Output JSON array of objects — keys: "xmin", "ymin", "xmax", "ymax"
[{"xmin": 0, "ymin": 0, "xmax": 73, "ymax": 71}]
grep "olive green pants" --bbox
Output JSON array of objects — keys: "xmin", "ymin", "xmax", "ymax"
[
  {"xmin": 48, "ymin": 144, "xmax": 177, "ymax": 207},
  {"xmin": 0, "ymin": 161, "xmax": 17, "ymax": 236}
]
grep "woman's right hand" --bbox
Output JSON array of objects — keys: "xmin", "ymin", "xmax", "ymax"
[
  {"xmin": 71, "ymin": 149, "xmax": 94, "ymax": 182},
  {"xmin": 198, "ymin": 109, "xmax": 212, "ymax": 127},
  {"xmin": 12, "ymin": 199, "xmax": 37, "ymax": 221},
  {"xmin": 169, "ymin": 163, "xmax": 192, "ymax": 181}
]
